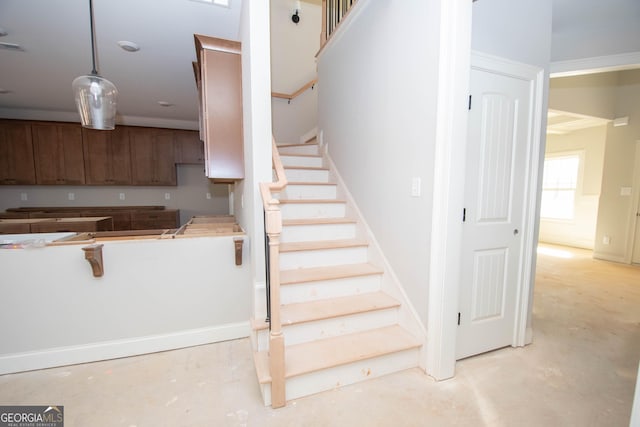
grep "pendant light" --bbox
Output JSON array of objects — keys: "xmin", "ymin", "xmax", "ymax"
[{"xmin": 72, "ymin": 0, "xmax": 118, "ymax": 130}]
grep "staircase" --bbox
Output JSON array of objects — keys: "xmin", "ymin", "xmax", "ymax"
[{"xmin": 253, "ymin": 140, "xmax": 422, "ymax": 406}]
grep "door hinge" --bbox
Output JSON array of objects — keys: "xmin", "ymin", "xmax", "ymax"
[
  {"xmin": 463, "ymin": 208, "xmax": 466, "ymax": 222},
  {"xmin": 457, "ymin": 312, "xmax": 461, "ymax": 325},
  {"xmin": 468, "ymin": 95, "xmax": 472, "ymax": 110}
]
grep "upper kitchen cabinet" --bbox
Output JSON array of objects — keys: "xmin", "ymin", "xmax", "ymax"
[
  {"xmin": 32, "ymin": 123, "xmax": 85, "ymax": 185},
  {"xmin": 173, "ymin": 129, "xmax": 204, "ymax": 165},
  {"xmin": 83, "ymin": 126, "xmax": 132, "ymax": 185},
  {"xmin": 194, "ymin": 34, "xmax": 244, "ymax": 182},
  {"xmin": 0, "ymin": 120, "xmax": 36, "ymax": 185},
  {"xmin": 129, "ymin": 127, "xmax": 177, "ymax": 186}
]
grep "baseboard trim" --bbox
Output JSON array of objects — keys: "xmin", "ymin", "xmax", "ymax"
[
  {"xmin": 0, "ymin": 322, "xmax": 250, "ymax": 375},
  {"xmin": 592, "ymin": 252, "xmax": 627, "ymax": 264}
]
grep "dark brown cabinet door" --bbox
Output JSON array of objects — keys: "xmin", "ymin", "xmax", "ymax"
[
  {"xmin": 83, "ymin": 127, "xmax": 132, "ymax": 185},
  {"xmin": 129, "ymin": 127, "xmax": 177, "ymax": 186},
  {"xmin": 0, "ymin": 120, "xmax": 36, "ymax": 184},
  {"xmin": 173, "ymin": 130, "xmax": 204, "ymax": 164},
  {"xmin": 32, "ymin": 123, "xmax": 85, "ymax": 185}
]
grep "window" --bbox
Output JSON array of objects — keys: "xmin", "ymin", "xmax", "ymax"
[{"xmin": 540, "ymin": 154, "xmax": 580, "ymax": 220}]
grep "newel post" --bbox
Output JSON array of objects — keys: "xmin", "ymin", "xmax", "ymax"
[{"xmin": 265, "ymin": 199, "xmax": 286, "ymax": 408}]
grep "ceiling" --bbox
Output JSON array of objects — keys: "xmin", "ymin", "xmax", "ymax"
[
  {"xmin": 0, "ymin": 0, "xmax": 242, "ymax": 129},
  {"xmin": 0, "ymin": 0, "xmax": 638, "ymax": 130},
  {"xmin": 547, "ymin": 110, "xmax": 610, "ymax": 135}
]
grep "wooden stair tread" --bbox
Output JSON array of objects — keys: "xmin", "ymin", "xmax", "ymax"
[
  {"xmin": 254, "ymin": 291, "xmax": 400, "ymax": 331},
  {"xmin": 286, "ymin": 326, "xmax": 420, "ymax": 378},
  {"xmin": 284, "ymin": 181, "xmax": 337, "ymax": 186},
  {"xmin": 278, "ymin": 198, "xmax": 345, "ymax": 204},
  {"xmin": 283, "ymin": 165, "xmax": 329, "ymax": 171},
  {"xmin": 280, "ymin": 153, "xmax": 323, "ymax": 158},
  {"xmin": 253, "ymin": 351, "xmax": 271, "ymax": 384},
  {"xmin": 283, "ymin": 217, "xmax": 356, "ymax": 226},
  {"xmin": 254, "ymin": 326, "xmax": 419, "ymax": 382},
  {"xmin": 280, "ymin": 263, "xmax": 383, "ymax": 285},
  {"xmin": 277, "ymin": 142, "xmax": 319, "ymax": 148},
  {"xmin": 280, "ymin": 238, "xmax": 368, "ymax": 252}
]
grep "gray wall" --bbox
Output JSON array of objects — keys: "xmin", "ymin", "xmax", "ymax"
[{"xmin": 0, "ymin": 165, "xmax": 230, "ymax": 225}]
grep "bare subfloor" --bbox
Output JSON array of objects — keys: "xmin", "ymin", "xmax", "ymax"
[{"xmin": 1, "ymin": 245, "xmax": 638, "ymax": 426}]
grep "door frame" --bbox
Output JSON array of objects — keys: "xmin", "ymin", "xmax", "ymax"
[
  {"xmin": 627, "ymin": 140, "xmax": 640, "ymax": 264},
  {"xmin": 426, "ymin": 50, "xmax": 545, "ymax": 379}
]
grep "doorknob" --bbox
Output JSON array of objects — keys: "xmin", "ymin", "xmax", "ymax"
[{"xmin": 513, "ymin": 229, "xmax": 519, "ymax": 236}]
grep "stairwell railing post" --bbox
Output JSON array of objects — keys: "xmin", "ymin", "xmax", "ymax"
[{"xmin": 265, "ymin": 200, "xmax": 286, "ymax": 408}]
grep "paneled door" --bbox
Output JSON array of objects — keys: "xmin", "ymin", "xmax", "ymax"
[{"xmin": 457, "ymin": 59, "xmax": 536, "ymax": 360}]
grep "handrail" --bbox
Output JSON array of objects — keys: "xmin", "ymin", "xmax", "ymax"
[
  {"xmin": 259, "ymin": 136, "xmax": 288, "ymax": 408},
  {"xmin": 271, "ymin": 78, "xmax": 318, "ymax": 102},
  {"xmin": 321, "ymin": 0, "xmax": 358, "ymax": 48}
]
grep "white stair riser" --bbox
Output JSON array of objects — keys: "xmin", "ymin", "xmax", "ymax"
[
  {"xmin": 253, "ymin": 309, "xmax": 397, "ymax": 351},
  {"xmin": 283, "ymin": 349, "xmax": 420, "ymax": 403},
  {"xmin": 284, "ymin": 168, "xmax": 330, "ymax": 183},
  {"xmin": 278, "ymin": 145, "xmax": 320, "ymax": 156},
  {"xmin": 281, "ymin": 156, "xmax": 324, "ymax": 168},
  {"xmin": 289, "ymin": 308, "xmax": 399, "ymax": 347},
  {"xmin": 280, "ymin": 246, "xmax": 368, "ymax": 270},
  {"xmin": 281, "ymin": 223, "xmax": 357, "ymax": 243},
  {"xmin": 276, "ymin": 185, "xmax": 337, "ymax": 200},
  {"xmin": 281, "ymin": 202, "xmax": 346, "ymax": 219},
  {"xmin": 281, "ymin": 274, "xmax": 382, "ymax": 305}
]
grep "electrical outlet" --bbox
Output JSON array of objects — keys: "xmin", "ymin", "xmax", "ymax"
[
  {"xmin": 68, "ymin": 192, "xmax": 75, "ymax": 201},
  {"xmin": 20, "ymin": 192, "xmax": 27, "ymax": 201},
  {"xmin": 164, "ymin": 193, "xmax": 171, "ymax": 200},
  {"xmin": 119, "ymin": 193, "xmax": 125, "ymax": 201},
  {"xmin": 206, "ymin": 192, "xmax": 211, "ymax": 200},
  {"xmin": 603, "ymin": 235, "xmax": 611, "ymax": 245}
]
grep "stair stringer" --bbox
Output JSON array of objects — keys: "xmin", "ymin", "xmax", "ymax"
[{"xmin": 323, "ymin": 149, "xmax": 428, "ymax": 370}]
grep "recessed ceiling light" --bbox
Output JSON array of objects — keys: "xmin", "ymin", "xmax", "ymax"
[
  {"xmin": 0, "ymin": 28, "xmax": 8, "ymax": 37},
  {"xmin": 117, "ymin": 40, "xmax": 140, "ymax": 52},
  {"xmin": 157, "ymin": 101, "xmax": 174, "ymax": 107},
  {"xmin": 0, "ymin": 42, "xmax": 23, "ymax": 51},
  {"xmin": 190, "ymin": 0, "xmax": 230, "ymax": 7}
]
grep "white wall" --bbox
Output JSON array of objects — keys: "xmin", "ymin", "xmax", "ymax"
[
  {"xmin": 549, "ymin": 70, "xmax": 640, "ymax": 262},
  {"xmin": 0, "ymin": 165, "xmax": 230, "ymax": 225},
  {"xmin": 317, "ymin": 0, "xmax": 438, "ymax": 326},
  {"xmin": 549, "ymin": 73, "xmax": 618, "ymax": 120},
  {"xmin": 270, "ymin": 0, "xmax": 321, "ymax": 143},
  {"xmin": 594, "ymin": 70, "xmax": 640, "ymax": 261},
  {"xmin": 238, "ymin": 0, "xmax": 273, "ymax": 320},
  {"xmin": 539, "ymin": 126, "xmax": 607, "ymax": 249},
  {"xmin": 0, "ymin": 235, "xmax": 250, "ymax": 374}
]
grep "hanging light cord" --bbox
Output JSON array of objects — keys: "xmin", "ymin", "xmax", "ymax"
[{"xmin": 89, "ymin": 0, "xmax": 98, "ymax": 76}]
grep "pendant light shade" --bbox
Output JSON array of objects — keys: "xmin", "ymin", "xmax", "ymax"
[
  {"xmin": 73, "ymin": 0, "xmax": 118, "ymax": 130},
  {"xmin": 73, "ymin": 74, "xmax": 117, "ymax": 130}
]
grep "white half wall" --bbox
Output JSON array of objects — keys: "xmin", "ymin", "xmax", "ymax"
[{"xmin": 0, "ymin": 235, "xmax": 251, "ymax": 374}]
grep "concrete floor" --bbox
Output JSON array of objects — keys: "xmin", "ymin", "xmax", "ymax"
[{"xmin": 1, "ymin": 245, "xmax": 638, "ymax": 426}]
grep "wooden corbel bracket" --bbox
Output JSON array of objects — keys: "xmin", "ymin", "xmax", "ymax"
[
  {"xmin": 233, "ymin": 237, "xmax": 244, "ymax": 266},
  {"xmin": 82, "ymin": 244, "xmax": 104, "ymax": 277}
]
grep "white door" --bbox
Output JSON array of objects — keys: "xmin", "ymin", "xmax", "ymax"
[{"xmin": 456, "ymin": 65, "xmax": 534, "ymax": 360}]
